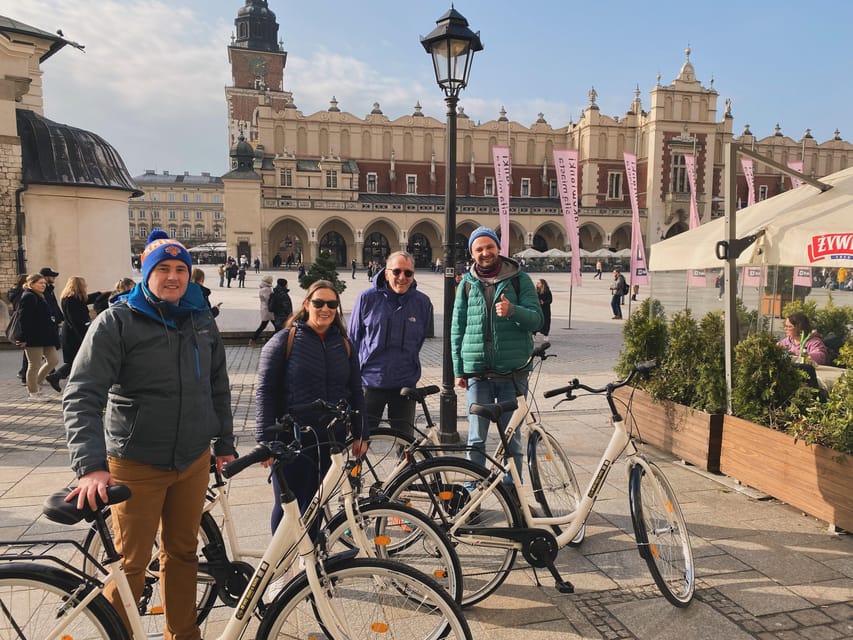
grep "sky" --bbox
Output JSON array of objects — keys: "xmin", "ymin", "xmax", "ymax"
[{"xmin": 4, "ymin": 0, "xmax": 852, "ymax": 178}]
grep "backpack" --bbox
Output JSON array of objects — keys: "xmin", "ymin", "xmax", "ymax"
[
  {"xmin": 267, "ymin": 290, "xmax": 279, "ymax": 313},
  {"xmin": 620, "ymin": 280, "xmax": 630, "ymax": 296},
  {"xmin": 462, "ymin": 274, "xmax": 521, "ymax": 301}
]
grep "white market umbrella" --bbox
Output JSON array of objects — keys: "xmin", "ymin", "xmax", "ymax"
[
  {"xmin": 541, "ymin": 248, "xmax": 572, "ymax": 258},
  {"xmin": 650, "ymin": 166, "xmax": 853, "ymax": 271},
  {"xmin": 513, "ymin": 248, "xmax": 546, "ymax": 259}
]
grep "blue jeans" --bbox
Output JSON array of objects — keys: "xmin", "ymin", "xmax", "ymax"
[{"xmin": 466, "ymin": 376, "xmax": 528, "ymax": 482}]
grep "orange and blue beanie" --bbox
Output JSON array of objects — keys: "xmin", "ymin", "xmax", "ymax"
[{"xmin": 140, "ymin": 230, "xmax": 192, "ymax": 285}]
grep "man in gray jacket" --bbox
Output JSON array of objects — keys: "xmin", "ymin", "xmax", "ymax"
[{"xmin": 64, "ymin": 230, "xmax": 235, "ymax": 640}]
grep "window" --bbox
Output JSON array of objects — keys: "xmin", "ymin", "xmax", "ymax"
[
  {"xmin": 213, "ymin": 227, "xmax": 221, "ymax": 239},
  {"xmin": 213, "ymin": 195, "xmax": 221, "ymax": 204},
  {"xmin": 367, "ymin": 173, "xmax": 377, "ymax": 193},
  {"xmin": 195, "ymin": 194, "xmax": 202, "ymax": 203},
  {"xmin": 152, "ymin": 193, "xmax": 159, "ymax": 202},
  {"xmin": 182, "ymin": 211, "xmax": 190, "ymax": 220},
  {"xmin": 128, "ymin": 210, "xmax": 133, "ymax": 219},
  {"xmin": 549, "ymin": 180, "xmax": 558, "ymax": 198},
  {"xmin": 129, "ymin": 225, "xmax": 135, "ymax": 237},
  {"xmin": 520, "ymin": 178, "xmax": 531, "ymax": 197},
  {"xmin": 214, "ymin": 211, "xmax": 222, "ymax": 220},
  {"xmin": 138, "ymin": 210, "xmax": 146, "ymax": 219},
  {"xmin": 671, "ymin": 153, "xmax": 688, "ymax": 193},
  {"xmin": 280, "ymin": 168, "xmax": 292, "ymax": 187},
  {"xmin": 484, "ymin": 177, "xmax": 494, "ymax": 196},
  {"xmin": 169, "ymin": 226, "xmax": 177, "ymax": 238},
  {"xmin": 607, "ymin": 172, "xmax": 623, "ymax": 200},
  {"xmin": 759, "ymin": 185, "xmax": 769, "ymax": 201},
  {"xmin": 139, "ymin": 225, "xmax": 148, "ymax": 238},
  {"xmin": 168, "ymin": 210, "xmax": 176, "ymax": 220},
  {"xmin": 168, "ymin": 193, "xmax": 175, "ymax": 202},
  {"xmin": 195, "ymin": 227, "xmax": 204, "ymax": 238},
  {"xmin": 182, "ymin": 227, "xmax": 190, "ymax": 239},
  {"xmin": 326, "ymin": 169, "xmax": 338, "ymax": 188},
  {"xmin": 406, "ymin": 175, "xmax": 417, "ymax": 194},
  {"xmin": 182, "ymin": 194, "xmax": 189, "ymax": 202},
  {"xmin": 196, "ymin": 211, "xmax": 203, "ymax": 220},
  {"xmin": 152, "ymin": 210, "xmax": 160, "ymax": 220}
]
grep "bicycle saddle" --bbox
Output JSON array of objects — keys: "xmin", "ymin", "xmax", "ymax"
[
  {"xmin": 469, "ymin": 399, "xmax": 518, "ymax": 422},
  {"xmin": 42, "ymin": 485, "xmax": 131, "ymax": 525},
  {"xmin": 400, "ymin": 385, "xmax": 440, "ymax": 401}
]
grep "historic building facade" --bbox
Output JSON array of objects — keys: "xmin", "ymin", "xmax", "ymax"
[
  {"xmin": 128, "ymin": 170, "xmax": 225, "ymax": 255},
  {"xmin": 222, "ymin": 0, "xmax": 853, "ymax": 269}
]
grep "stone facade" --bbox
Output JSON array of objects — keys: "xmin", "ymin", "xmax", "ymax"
[{"xmin": 220, "ymin": 4, "xmax": 853, "ymax": 270}]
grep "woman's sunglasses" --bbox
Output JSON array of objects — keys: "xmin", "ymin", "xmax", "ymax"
[
  {"xmin": 310, "ymin": 299, "xmax": 339, "ymax": 309},
  {"xmin": 391, "ymin": 268, "xmax": 414, "ymax": 278}
]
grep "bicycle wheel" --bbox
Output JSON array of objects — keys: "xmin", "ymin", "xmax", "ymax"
[
  {"xmin": 324, "ymin": 499, "xmax": 463, "ymax": 602},
  {"xmin": 82, "ymin": 509, "xmax": 219, "ymax": 630},
  {"xmin": 0, "ymin": 563, "xmax": 129, "ymax": 639},
  {"xmin": 383, "ymin": 456, "xmax": 523, "ymax": 607},
  {"xmin": 527, "ymin": 429, "xmax": 585, "ymax": 543},
  {"xmin": 350, "ymin": 427, "xmax": 430, "ymax": 498},
  {"xmin": 628, "ymin": 459, "xmax": 695, "ymax": 607},
  {"xmin": 257, "ymin": 557, "xmax": 471, "ymax": 640}
]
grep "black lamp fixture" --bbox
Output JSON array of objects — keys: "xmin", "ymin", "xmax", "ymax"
[{"xmin": 421, "ymin": 8, "xmax": 482, "ymax": 441}]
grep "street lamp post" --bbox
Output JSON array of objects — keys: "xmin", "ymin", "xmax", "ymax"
[{"xmin": 421, "ymin": 8, "xmax": 483, "ymax": 442}]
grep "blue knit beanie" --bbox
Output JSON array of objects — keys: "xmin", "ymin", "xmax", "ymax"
[
  {"xmin": 140, "ymin": 230, "xmax": 193, "ymax": 285},
  {"xmin": 468, "ymin": 226, "xmax": 500, "ymax": 253}
]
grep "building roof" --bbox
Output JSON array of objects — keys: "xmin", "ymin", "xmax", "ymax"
[
  {"xmin": 17, "ymin": 108, "xmax": 142, "ymax": 196},
  {"xmin": 0, "ymin": 15, "xmax": 83, "ymax": 62},
  {"xmin": 134, "ymin": 170, "xmax": 223, "ymax": 186},
  {"xmin": 357, "ymin": 193, "xmax": 562, "ymax": 208}
]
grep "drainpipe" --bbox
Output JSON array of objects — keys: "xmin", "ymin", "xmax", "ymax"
[{"xmin": 15, "ymin": 185, "xmax": 28, "ymax": 274}]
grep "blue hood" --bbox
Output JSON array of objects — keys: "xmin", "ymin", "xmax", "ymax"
[{"xmin": 116, "ymin": 282, "xmax": 209, "ymax": 328}]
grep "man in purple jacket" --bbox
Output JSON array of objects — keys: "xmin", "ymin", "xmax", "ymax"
[{"xmin": 348, "ymin": 251, "xmax": 434, "ymax": 439}]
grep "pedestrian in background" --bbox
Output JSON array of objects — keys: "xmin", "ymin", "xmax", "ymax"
[
  {"xmin": 610, "ymin": 268, "xmax": 627, "ymax": 319},
  {"xmin": 192, "ymin": 268, "xmax": 221, "ymax": 318},
  {"xmin": 48, "ymin": 276, "xmax": 106, "ymax": 390},
  {"xmin": 12, "ymin": 273, "xmax": 61, "ymax": 401},
  {"xmin": 268, "ymin": 278, "xmax": 293, "ymax": 332},
  {"xmin": 218, "ymin": 263, "xmax": 226, "ymax": 287},
  {"xmin": 451, "ymin": 227, "xmax": 542, "ymax": 479},
  {"xmin": 7, "ymin": 274, "xmax": 27, "ymax": 385},
  {"xmin": 63, "ymin": 229, "xmax": 235, "ymax": 639},
  {"xmin": 594, "ymin": 260, "xmax": 603, "ymax": 279},
  {"xmin": 253, "ymin": 256, "xmax": 261, "ymax": 274},
  {"xmin": 237, "ymin": 264, "xmax": 247, "ymax": 288},
  {"xmin": 93, "ymin": 278, "xmax": 135, "ymax": 315},
  {"xmin": 348, "ymin": 251, "xmax": 433, "ymax": 441},
  {"xmin": 535, "ymin": 278, "xmax": 552, "ymax": 338},
  {"xmin": 351, "ymin": 258, "xmax": 357, "ymax": 279},
  {"xmin": 249, "ymin": 275, "xmax": 274, "ymax": 346}
]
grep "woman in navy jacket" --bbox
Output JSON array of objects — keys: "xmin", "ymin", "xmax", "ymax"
[
  {"xmin": 13, "ymin": 273, "xmax": 61, "ymax": 400},
  {"xmin": 255, "ymin": 280, "xmax": 367, "ymax": 534}
]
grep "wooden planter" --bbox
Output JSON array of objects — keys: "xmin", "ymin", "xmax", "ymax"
[
  {"xmin": 613, "ymin": 387, "xmax": 723, "ymax": 472},
  {"xmin": 720, "ymin": 415, "xmax": 853, "ymax": 532}
]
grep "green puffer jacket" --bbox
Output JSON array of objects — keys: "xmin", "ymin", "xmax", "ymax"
[{"xmin": 451, "ymin": 258, "xmax": 543, "ymax": 377}]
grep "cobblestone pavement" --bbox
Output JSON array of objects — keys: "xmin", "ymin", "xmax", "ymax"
[{"xmin": 0, "ymin": 268, "xmax": 850, "ymax": 638}]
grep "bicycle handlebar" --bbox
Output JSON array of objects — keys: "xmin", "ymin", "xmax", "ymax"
[
  {"xmin": 543, "ymin": 359, "xmax": 657, "ymax": 399},
  {"xmin": 222, "ymin": 444, "xmax": 271, "ymax": 478}
]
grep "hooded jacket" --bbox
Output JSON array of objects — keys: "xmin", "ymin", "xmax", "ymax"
[
  {"xmin": 451, "ymin": 257, "xmax": 542, "ymax": 377},
  {"xmin": 64, "ymin": 282, "xmax": 235, "ymax": 478},
  {"xmin": 348, "ymin": 267, "xmax": 433, "ymax": 389},
  {"xmin": 257, "ymin": 278, "xmax": 274, "ymax": 321}
]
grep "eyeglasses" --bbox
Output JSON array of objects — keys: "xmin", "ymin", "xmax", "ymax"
[
  {"xmin": 391, "ymin": 268, "xmax": 414, "ymax": 278},
  {"xmin": 310, "ymin": 299, "xmax": 339, "ymax": 309}
]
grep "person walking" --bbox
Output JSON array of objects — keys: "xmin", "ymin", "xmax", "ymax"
[
  {"xmin": 351, "ymin": 258, "xmax": 357, "ymax": 279},
  {"xmin": 268, "ymin": 278, "xmax": 293, "ymax": 332},
  {"xmin": 237, "ymin": 264, "xmax": 247, "ymax": 288},
  {"xmin": 254, "ymin": 280, "xmax": 367, "ymax": 536},
  {"xmin": 594, "ymin": 259, "xmax": 603, "ymax": 279},
  {"xmin": 451, "ymin": 226, "xmax": 543, "ymax": 479},
  {"xmin": 253, "ymin": 256, "xmax": 261, "ymax": 274},
  {"xmin": 11, "ymin": 273, "xmax": 61, "ymax": 401},
  {"xmin": 225, "ymin": 260, "xmax": 237, "ymax": 288},
  {"xmin": 249, "ymin": 275, "xmax": 275, "ymax": 346},
  {"xmin": 7, "ymin": 274, "xmax": 27, "ymax": 385},
  {"xmin": 63, "ymin": 229, "xmax": 235, "ymax": 640},
  {"xmin": 535, "ymin": 278, "xmax": 552, "ymax": 338},
  {"xmin": 92, "ymin": 277, "xmax": 135, "ymax": 315},
  {"xmin": 348, "ymin": 251, "xmax": 433, "ymax": 441},
  {"xmin": 192, "ymin": 268, "xmax": 221, "ymax": 318},
  {"xmin": 610, "ymin": 268, "xmax": 627, "ymax": 319},
  {"xmin": 217, "ymin": 262, "xmax": 226, "ymax": 287},
  {"xmin": 47, "ymin": 276, "xmax": 105, "ymax": 390}
]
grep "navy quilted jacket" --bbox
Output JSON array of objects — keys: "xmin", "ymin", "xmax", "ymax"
[{"xmin": 254, "ymin": 322, "xmax": 367, "ymax": 443}]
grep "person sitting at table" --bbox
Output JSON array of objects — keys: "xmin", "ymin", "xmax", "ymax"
[{"xmin": 778, "ymin": 312, "xmax": 828, "ymax": 365}]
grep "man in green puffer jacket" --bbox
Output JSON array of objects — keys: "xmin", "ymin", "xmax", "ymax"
[{"xmin": 451, "ymin": 226, "xmax": 543, "ymax": 479}]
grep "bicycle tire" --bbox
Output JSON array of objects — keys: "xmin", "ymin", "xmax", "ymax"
[
  {"xmin": 383, "ymin": 456, "xmax": 523, "ymax": 607},
  {"xmin": 527, "ymin": 429, "xmax": 585, "ymax": 544},
  {"xmin": 256, "ymin": 557, "xmax": 472, "ymax": 640},
  {"xmin": 324, "ymin": 499, "xmax": 463, "ymax": 602},
  {"xmin": 0, "ymin": 562, "xmax": 129, "ymax": 640},
  {"xmin": 82, "ymin": 509, "xmax": 220, "ymax": 629},
  {"xmin": 349, "ymin": 426, "xmax": 430, "ymax": 498},
  {"xmin": 628, "ymin": 459, "xmax": 695, "ymax": 607}
]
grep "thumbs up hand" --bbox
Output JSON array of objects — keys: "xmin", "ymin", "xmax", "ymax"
[{"xmin": 495, "ymin": 293, "xmax": 513, "ymax": 317}]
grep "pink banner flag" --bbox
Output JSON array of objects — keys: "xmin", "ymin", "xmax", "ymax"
[
  {"xmin": 492, "ymin": 146, "xmax": 512, "ymax": 256},
  {"xmin": 793, "ymin": 266, "xmax": 812, "ymax": 287},
  {"xmin": 623, "ymin": 152, "xmax": 649, "ymax": 286},
  {"xmin": 787, "ymin": 160, "xmax": 804, "ymax": 189},
  {"xmin": 553, "ymin": 148, "xmax": 582, "ymax": 286},
  {"xmin": 684, "ymin": 153, "xmax": 706, "ymax": 286},
  {"xmin": 741, "ymin": 157, "xmax": 756, "ymax": 206},
  {"xmin": 742, "ymin": 266, "xmax": 763, "ymax": 287}
]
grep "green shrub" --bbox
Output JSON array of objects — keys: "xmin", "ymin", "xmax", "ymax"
[
  {"xmin": 616, "ymin": 298, "xmax": 667, "ymax": 380},
  {"xmin": 693, "ymin": 311, "xmax": 727, "ymax": 414},
  {"xmin": 646, "ymin": 310, "xmax": 699, "ymax": 407},
  {"xmin": 298, "ymin": 251, "xmax": 347, "ymax": 293}
]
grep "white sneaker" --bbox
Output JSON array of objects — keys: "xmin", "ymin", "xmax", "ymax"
[{"xmin": 27, "ymin": 392, "xmax": 51, "ymax": 402}]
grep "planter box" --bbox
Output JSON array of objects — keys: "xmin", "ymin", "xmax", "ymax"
[
  {"xmin": 613, "ymin": 387, "xmax": 723, "ymax": 472},
  {"xmin": 720, "ymin": 415, "xmax": 853, "ymax": 532}
]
